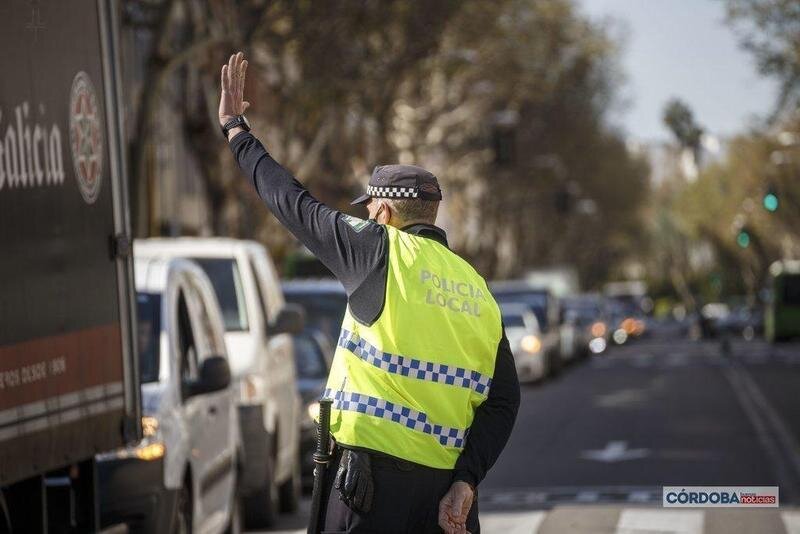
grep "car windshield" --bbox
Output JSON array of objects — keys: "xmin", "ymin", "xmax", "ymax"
[
  {"xmin": 563, "ymin": 302, "xmax": 602, "ymax": 323},
  {"xmin": 502, "ymin": 313, "xmax": 526, "ymax": 328},
  {"xmin": 293, "ymin": 333, "xmax": 328, "ymax": 379},
  {"xmin": 284, "ymin": 291, "xmax": 348, "ymax": 342},
  {"xmin": 137, "ymin": 292, "xmax": 161, "ymax": 384},
  {"xmin": 494, "ymin": 292, "xmax": 548, "ymax": 328},
  {"xmin": 192, "ymin": 258, "xmax": 249, "ymax": 331}
]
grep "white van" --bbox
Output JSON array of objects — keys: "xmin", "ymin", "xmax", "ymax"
[
  {"xmin": 98, "ymin": 257, "xmax": 240, "ymax": 534},
  {"xmin": 134, "ymin": 238, "xmax": 303, "ymax": 527}
]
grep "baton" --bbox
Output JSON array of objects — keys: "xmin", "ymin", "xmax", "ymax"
[{"xmin": 307, "ymin": 398, "xmax": 333, "ymax": 534}]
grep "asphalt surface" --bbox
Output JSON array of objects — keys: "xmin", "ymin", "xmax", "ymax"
[{"xmin": 257, "ymin": 327, "xmax": 800, "ymax": 533}]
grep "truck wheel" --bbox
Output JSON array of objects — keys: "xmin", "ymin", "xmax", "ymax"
[
  {"xmin": 279, "ymin": 451, "xmax": 301, "ymax": 513},
  {"xmin": 243, "ymin": 447, "xmax": 279, "ymax": 528},
  {"xmin": 175, "ymin": 483, "xmax": 193, "ymax": 534}
]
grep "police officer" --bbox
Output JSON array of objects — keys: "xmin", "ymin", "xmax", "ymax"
[{"xmin": 219, "ymin": 52, "xmax": 520, "ymax": 534}]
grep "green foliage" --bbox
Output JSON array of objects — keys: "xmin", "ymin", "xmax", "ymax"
[
  {"xmin": 662, "ymin": 98, "xmax": 704, "ymax": 155},
  {"xmin": 125, "ymin": 0, "xmax": 649, "ymax": 284},
  {"xmin": 724, "ymin": 0, "xmax": 800, "ymax": 112}
]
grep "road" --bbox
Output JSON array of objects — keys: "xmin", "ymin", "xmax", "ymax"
[{"xmin": 256, "ymin": 331, "xmax": 800, "ymax": 533}]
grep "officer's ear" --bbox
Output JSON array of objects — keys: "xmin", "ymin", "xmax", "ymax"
[{"xmin": 377, "ymin": 201, "xmax": 393, "ymax": 225}]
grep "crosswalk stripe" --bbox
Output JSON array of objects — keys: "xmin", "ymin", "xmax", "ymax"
[
  {"xmin": 783, "ymin": 511, "xmax": 800, "ymax": 534},
  {"xmin": 481, "ymin": 511, "xmax": 547, "ymax": 534},
  {"xmin": 615, "ymin": 509, "xmax": 704, "ymax": 534}
]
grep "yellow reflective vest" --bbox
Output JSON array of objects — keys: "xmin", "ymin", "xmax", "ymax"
[{"xmin": 324, "ymin": 225, "xmax": 502, "ymax": 469}]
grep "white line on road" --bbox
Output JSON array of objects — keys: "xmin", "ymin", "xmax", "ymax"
[
  {"xmin": 722, "ymin": 364, "xmax": 800, "ymax": 501},
  {"xmin": 481, "ymin": 511, "xmax": 546, "ymax": 534},
  {"xmin": 735, "ymin": 363, "xmax": 800, "ymax": 480},
  {"xmin": 615, "ymin": 509, "xmax": 703, "ymax": 534}
]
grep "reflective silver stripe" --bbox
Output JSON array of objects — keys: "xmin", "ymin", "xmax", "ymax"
[
  {"xmin": 324, "ymin": 388, "xmax": 467, "ymax": 448},
  {"xmin": 337, "ymin": 329, "xmax": 492, "ymax": 396}
]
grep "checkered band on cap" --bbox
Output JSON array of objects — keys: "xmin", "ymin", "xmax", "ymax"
[
  {"xmin": 366, "ymin": 185, "xmax": 420, "ymax": 199},
  {"xmin": 323, "ymin": 388, "xmax": 468, "ymax": 449},
  {"xmin": 337, "ymin": 329, "xmax": 492, "ymax": 396}
]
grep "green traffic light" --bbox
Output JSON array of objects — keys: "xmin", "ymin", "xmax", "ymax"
[
  {"xmin": 763, "ymin": 193, "xmax": 779, "ymax": 212},
  {"xmin": 737, "ymin": 231, "xmax": 750, "ymax": 248}
]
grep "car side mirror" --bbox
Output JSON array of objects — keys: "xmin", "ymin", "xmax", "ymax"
[
  {"xmin": 188, "ymin": 355, "xmax": 231, "ymax": 396},
  {"xmin": 268, "ymin": 304, "xmax": 305, "ymax": 336}
]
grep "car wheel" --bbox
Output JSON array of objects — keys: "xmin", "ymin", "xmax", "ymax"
[
  {"xmin": 243, "ymin": 445, "xmax": 279, "ymax": 528},
  {"xmin": 279, "ymin": 448, "xmax": 301, "ymax": 513},
  {"xmin": 175, "ymin": 483, "xmax": 192, "ymax": 534}
]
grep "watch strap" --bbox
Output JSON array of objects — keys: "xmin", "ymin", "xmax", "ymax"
[{"xmin": 221, "ymin": 115, "xmax": 249, "ymax": 139}]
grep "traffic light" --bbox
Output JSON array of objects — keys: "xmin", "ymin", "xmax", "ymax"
[
  {"xmin": 763, "ymin": 184, "xmax": 779, "ymax": 212},
  {"xmin": 737, "ymin": 227, "xmax": 751, "ymax": 248}
]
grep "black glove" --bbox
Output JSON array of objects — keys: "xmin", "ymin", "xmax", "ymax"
[{"xmin": 334, "ymin": 449, "xmax": 374, "ymax": 513}]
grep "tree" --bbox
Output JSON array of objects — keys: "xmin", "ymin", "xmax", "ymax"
[
  {"xmin": 724, "ymin": 0, "xmax": 800, "ymax": 114},
  {"xmin": 662, "ymin": 98, "xmax": 704, "ymax": 166}
]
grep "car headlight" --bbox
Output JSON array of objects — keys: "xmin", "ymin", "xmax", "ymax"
[
  {"xmin": 589, "ymin": 337, "xmax": 607, "ymax": 354},
  {"xmin": 613, "ymin": 328, "xmax": 628, "ymax": 344},
  {"xmin": 134, "ymin": 442, "xmax": 166, "ymax": 461},
  {"xmin": 521, "ymin": 335, "xmax": 542, "ymax": 354},
  {"xmin": 99, "ymin": 416, "xmax": 166, "ymax": 462},
  {"xmin": 142, "ymin": 415, "xmax": 159, "ymax": 437}
]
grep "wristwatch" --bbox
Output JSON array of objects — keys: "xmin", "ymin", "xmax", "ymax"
[{"xmin": 221, "ymin": 115, "xmax": 251, "ymax": 139}]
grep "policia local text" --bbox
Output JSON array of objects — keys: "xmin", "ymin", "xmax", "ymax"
[{"xmin": 421, "ymin": 269, "xmax": 486, "ymax": 317}]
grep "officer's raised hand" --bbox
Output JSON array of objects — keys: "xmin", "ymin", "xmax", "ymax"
[
  {"xmin": 218, "ymin": 52, "xmax": 251, "ymax": 140},
  {"xmin": 438, "ymin": 481, "xmax": 474, "ymax": 534}
]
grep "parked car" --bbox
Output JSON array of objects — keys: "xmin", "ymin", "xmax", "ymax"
[
  {"xmin": 500, "ymin": 303, "xmax": 548, "ymax": 382},
  {"xmin": 282, "ymin": 279, "xmax": 348, "ymax": 343},
  {"xmin": 291, "ymin": 329, "xmax": 334, "ymax": 488},
  {"xmin": 97, "ymin": 257, "xmax": 240, "ymax": 534},
  {"xmin": 491, "ymin": 281, "xmax": 562, "ymax": 375},
  {"xmin": 134, "ymin": 238, "xmax": 304, "ymax": 528}
]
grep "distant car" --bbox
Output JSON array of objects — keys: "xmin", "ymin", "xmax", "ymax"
[
  {"xmin": 282, "ymin": 279, "xmax": 348, "ymax": 344},
  {"xmin": 606, "ymin": 298, "xmax": 646, "ymax": 344},
  {"xmin": 134, "ymin": 238, "xmax": 304, "ymax": 528},
  {"xmin": 291, "ymin": 329, "xmax": 334, "ymax": 488},
  {"xmin": 717, "ymin": 306, "xmax": 763, "ymax": 340},
  {"xmin": 98, "ymin": 257, "xmax": 240, "ymax": 534},
  {"xmin": 501, "ymin": 303, "xmax": 548, "ymax": 382},
  {"xmin": 694, "ymin": 302, "xmax": 731, "ymax": 339},
  {"xmin": 561, "ymin": 294, "xmax": 609, "ymax": 355},
  {"xmin": 491, "ymin": 281, "xmax": 562, "ymax": 374}
]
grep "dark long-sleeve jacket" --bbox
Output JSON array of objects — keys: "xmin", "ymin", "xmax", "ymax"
[{"xmin": 230, "ymin": 132, "xmax": 520, "ymax": 486}]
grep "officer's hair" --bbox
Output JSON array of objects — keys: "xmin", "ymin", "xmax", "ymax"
[{"xmin": 386, "ymin": 198, "xmax": 439, "ymax": 225}]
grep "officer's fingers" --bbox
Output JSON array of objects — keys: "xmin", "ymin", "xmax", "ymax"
[
  {"xmin": 236, "ymin": 60, "xmax": 247, "ymax": 98},
  {"xmin": 221, "ymin": 65, "xmax": 228, "ymax": 92},
  {"xmin": 240, "ymin": 60, "xmax": 248, "ymax": 86},
  {"xmin": 227, "ymin": 54, "xmax": 236, "ymax": 86},
  {"xmin": 438, "ymin": 509, "xmax": 456, "ymax": 534}
]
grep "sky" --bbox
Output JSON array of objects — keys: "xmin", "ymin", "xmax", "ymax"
[{"xmin": 576, "ymin": 0, "xmax": 779, "ymax": 142}]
